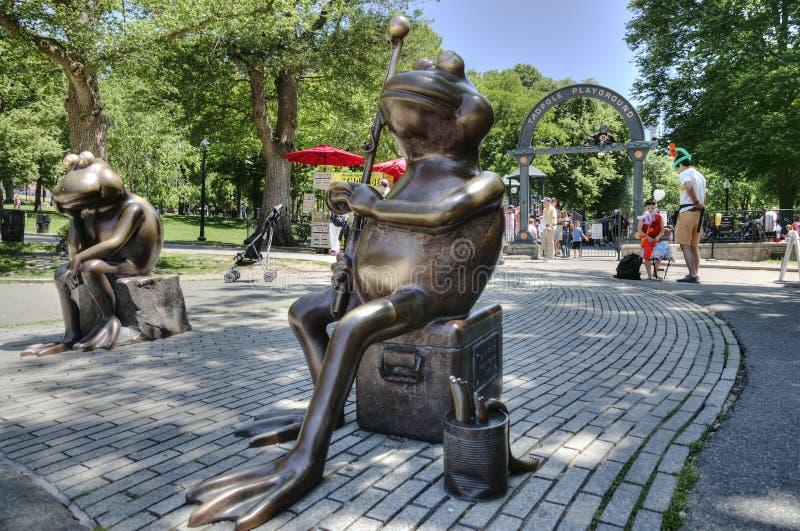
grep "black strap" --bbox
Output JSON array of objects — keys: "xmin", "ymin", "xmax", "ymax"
[{"xmin": 678, "ymin": 204, "xmax": 704, "ymax": 232}]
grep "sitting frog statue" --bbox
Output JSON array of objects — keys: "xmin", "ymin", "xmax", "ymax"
[
  {"xmin": 187, "ymin": 51, "xmax": 505, "ymax": 529},
  {"xmin": 22, "ymin": 152, "xmax": 163, "ymax": 356}
]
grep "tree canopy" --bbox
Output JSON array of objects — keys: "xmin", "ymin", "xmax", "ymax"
[
  {"xmin": 627, "ymin": 0, "xmax": 800, "ymax": 210},
  {"xmin": 3, "ymin": 1, "xmax": 727, "ymax": 236},
  {"xmin": 0, "ymin": 31, "xmax": 66, "ymax": 205}
]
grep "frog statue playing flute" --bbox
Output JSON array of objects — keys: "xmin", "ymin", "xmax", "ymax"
[{"xmin": 187, "ymin": 50, "xmax": 507, "ymax": 530}]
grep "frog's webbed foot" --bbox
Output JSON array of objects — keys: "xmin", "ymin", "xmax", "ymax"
[
  {"xmin": 186, "ymin": 452, "xmax": 323, "ymax": 530},
  {"xmin": 20, "ymin": 343, "xmax": 70, "ymax": 357},
  {"xmin": 235, "ymin": 409, "xmax": 305, "ymax": 447},
  {"xmin": 235, "ymin": 409, "xmax": 345, "ymax": 448},
  {"xmin": 510, "ymin": 454, "xmax": 541, "ymax": 474},
  {"xmin": 73, "ymin": 316, "xmax": 121, "ymax": 351},
  {"xmin": 21, "ymin": 329, "xmax": 81, "ymax": 357}
]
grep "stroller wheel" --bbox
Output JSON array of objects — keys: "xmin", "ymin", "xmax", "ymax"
[
  {"xmin": 224, "ymin": 271, "xmax": 237, "ymax": 283},
  {"xmin": 263, "ymin": 270, "xmax": 277, "ymax": 283},
  {"xmin": 233, "ymin": 270, "xmax": 241, "ymax": 280}
]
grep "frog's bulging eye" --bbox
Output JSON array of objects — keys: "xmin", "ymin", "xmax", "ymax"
[
  {"xmin": 437, "ymin": 51, "xmax": 465, "ymax": 78},
  {"xmin": 78, "ymin": 151, "xmax": 96, "ymax": 166},
  {"xmin": 63, "ymin": 153, "xmax": 79, "ymax": 168},
  {"xmin": 412, "ymin": 58, "xmax": 436, "ymax": 71}
]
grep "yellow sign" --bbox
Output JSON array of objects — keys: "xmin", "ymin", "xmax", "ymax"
[
  {"xmin": 330, "ymin": 172, "xmax": 392, "ymax": 188},
  {"xmin": 331, "ymin": 172, "xmax": 361, "ymax": 184}
]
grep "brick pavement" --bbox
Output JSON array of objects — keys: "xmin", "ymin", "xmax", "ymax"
[{"xmin": 0, "ymin": 263, "xmax": 738, "ymax": 530}]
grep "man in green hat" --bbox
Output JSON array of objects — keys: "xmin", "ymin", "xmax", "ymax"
[{"xmin": 671, "ymin": 144, "xmax": 706, "ymax": 283}]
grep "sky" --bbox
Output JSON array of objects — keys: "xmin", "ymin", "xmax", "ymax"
[{"xmin": 414, "ymin": 0, "xmax": 640, "ymax": 102}]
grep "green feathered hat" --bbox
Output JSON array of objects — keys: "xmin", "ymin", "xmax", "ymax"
[{"xmin": 669, "ymin": 143, "xmax": 691, "ymax": 169}]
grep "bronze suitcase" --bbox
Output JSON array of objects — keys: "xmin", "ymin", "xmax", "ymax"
[{"xmin": 356, "ymin": 304, "xmax": 503, "ymax": 442}]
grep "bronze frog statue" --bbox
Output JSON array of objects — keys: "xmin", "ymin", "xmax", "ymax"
[
  {"xmin": 22, "ymin": 152, "xmax": 163, "ymax": 357},
  {"xmin": 187, "ymin": 51, "xmax": 505, "ymax": 529}
]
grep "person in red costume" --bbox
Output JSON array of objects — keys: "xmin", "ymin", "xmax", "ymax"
[{"xmin": 639, "ymin": 198, "xmax": 664, "ymax": 280}]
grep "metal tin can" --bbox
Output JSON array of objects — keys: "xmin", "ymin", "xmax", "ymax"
[{"xmin": 443, "ymin": 409, "xmax": 509, "ymax": 500}]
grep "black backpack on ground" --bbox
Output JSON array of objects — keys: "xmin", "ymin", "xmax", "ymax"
[{"xmin": 614, "ymin": 253, "xmax": 642, "ymax": 280}]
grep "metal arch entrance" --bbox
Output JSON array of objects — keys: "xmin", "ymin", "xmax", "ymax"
[{"xmin": 507, "ymin": 83, "xmax": 657, "ymax": 243}]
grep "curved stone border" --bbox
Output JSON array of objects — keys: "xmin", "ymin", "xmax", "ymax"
[
  {"xmin": 0, "ymin": 272, "xmax": 737, "ymax": 530},
  {"xmin": 0, "ymin": 452, "xmax": 94, "ymax": 529}
]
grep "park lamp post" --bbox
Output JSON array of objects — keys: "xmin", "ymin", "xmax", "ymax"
[
  {"xmin": 197, "ymin": 138, "xmax": 209, "ymax": 241},
  {"xmin": 723, "ymin": 178, "xmax": 730, "ymax": 212}
]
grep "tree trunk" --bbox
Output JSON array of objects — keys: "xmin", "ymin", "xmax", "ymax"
[
  {"xmin": 2, "ymin": 179, "xmax": 13, "ymax": 205},
  {"xmin": 0, "ymin": 13, "xmax": 107, "ymax": 159},
  {"xmin": 248, "ymin": 65, "xmax": 297, "ymax": 247},
  {"xmin": 776, "ymin": 167, "xmax": 796, "ymax": 211},
  {"xmin": 64, "ymin": 63, "xmax": 107, "ymax": 159},
  {"xmin": 34, "ymin": 176, "xmax": 43, "ymax": 212}
]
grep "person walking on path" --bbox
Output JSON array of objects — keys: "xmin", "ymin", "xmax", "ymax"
[
  {"xmin": 571, "ymin": 221, "xmax": 587, "ymax": 258},
  {"xmin": 560, "ymin": 217, "xmax": 571, "ymax": 257},
  {"xmin": 671, "ymin": 144, "xmax": 706, "ymax": 283},
  {"xmin": 529, "ymin": 216, "xmax": 539, "ymax": 241},
  {"xmin": 328, "ymin": 212, "xmax": 347, "ymax": 255},
  {"xmin": 639, "ymin": 198, "xmax": 665, "ymax": 280},
  {"xmin": 542, "ymin": 197, "xmax": 557, "ymax": 261},
  {"xmin": 552, "ymin": 198, "xmax": 562, "ymax": 256},
  {"xmin": 504, "ymin": 205, "xmax": 517, "ymax": 243}
]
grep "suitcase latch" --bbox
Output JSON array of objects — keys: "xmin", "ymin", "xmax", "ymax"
[{"xmin": 379, "ymin": 348, "xmax": 423, "ymax": 384}]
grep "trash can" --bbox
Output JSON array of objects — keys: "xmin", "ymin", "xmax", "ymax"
[
  {"xmin": 0, "ymin": 209, "xmax": 26, "ymax": 242},
  {"xmin": 36, "ymin": 213, "xmax": 51, "ymax": 233}
]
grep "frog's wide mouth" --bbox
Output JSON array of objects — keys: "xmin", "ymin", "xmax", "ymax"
[
  {"xmin": 54, "ymin": 190, "xmax": 102, "ymax": 208},
  {"xmin": 381, "ymin": 89, "xmax": 458, "ymax": 115}
]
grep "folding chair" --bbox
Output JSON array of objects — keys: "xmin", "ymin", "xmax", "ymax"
[
  {"xmin": 649, "ymin": 242, "xmax": 674, "ymax": 281},
  {"xmin": 651, "ymin": 258, "xmax": 672, "ymax": 281}
]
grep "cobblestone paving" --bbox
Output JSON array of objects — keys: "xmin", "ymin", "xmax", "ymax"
[{"xmin": 0, "ymin": 266, "xmax": 739, "ymax": 530}]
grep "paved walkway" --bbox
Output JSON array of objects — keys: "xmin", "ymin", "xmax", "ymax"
[
  {"xmin": 0, "ymin": 259, "xmax": 740, "ymax": 530},
  {"xmin": 643, "ymin": 264, "xmax": 800, "ymax": 530}
]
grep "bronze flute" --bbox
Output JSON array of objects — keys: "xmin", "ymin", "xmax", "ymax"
[{"xmin": 331, "ymin": 15, "xmax": 410, "ymax": 317}]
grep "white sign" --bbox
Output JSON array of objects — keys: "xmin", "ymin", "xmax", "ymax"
[
  {"xmin": 313, "ymin": 172, "xmax": 332, "ymax": 191},
  {"xmin": 311, "ymin": 222, "xmax": 330, "ymax": 248},
  {"xmin": 778, "ymin": 230, "xmax": 800, "ymax": 282},
  {"xmin": 591, "ymin": 223, "xmax": 603, "ymax": 240},
  {"xmin": 302, "ymin": 193, "xmax": 315, "ymax": 213}
]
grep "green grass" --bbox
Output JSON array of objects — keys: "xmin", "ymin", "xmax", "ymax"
[
  {"xmin": 0, "ymin": 243, "xmax": 232, "ymax": 277},
  {"xmin": 661, "ymin": 459, "xmax": 701, "ymax": 530},
  {"xmin": 153, "ymin": 253, "xmax": 233, "ymax": 275},
  {"xmin": 0, "ymin": 243, "xmax": 58, "ymax": 276},
  {"xmin": 0, "ymin": 243, "xmax": 328, "ymax": 278},
  {"xmin": 10, "ymin": 205, "xmax": 250, "ymax": 245},
  {"xmin": 160, "ymin": 214, "xmax": 249, "ymax": 245}
]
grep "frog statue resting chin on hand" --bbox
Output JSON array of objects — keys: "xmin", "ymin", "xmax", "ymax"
[{"xmin": 22, "ymin": 152, "xmax": 163, "ymax": 357}]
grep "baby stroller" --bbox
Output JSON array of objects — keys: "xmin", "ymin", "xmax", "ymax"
[{"xmin": 224, "ymin": 204, "xmax": 283, "ymax": 283}]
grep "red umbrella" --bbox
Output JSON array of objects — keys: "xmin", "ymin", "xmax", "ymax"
[
  {"xmin": 372, "ymin": 157, "xmax": 407, "ymax": 179},
  {"xmin": 281, "ymin": 144, "xmax": 364, "ymax": 166}
]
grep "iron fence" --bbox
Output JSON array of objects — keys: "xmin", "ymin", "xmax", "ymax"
[
  {"xmin": 574, "ymin": 211, "xmax": 626, "ymax": 258},
  {"xmin": 705, "ymin": 209, "xmax": 800, "ymax": 243}
]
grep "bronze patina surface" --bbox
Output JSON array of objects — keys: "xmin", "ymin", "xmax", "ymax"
[
  {"xmin": 21, "ymin": 152, "xmax": 164, "ymax": 356},
  {"xmin": 186, "ymin": 50, "xmax": 505, "ymax": 530}
]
